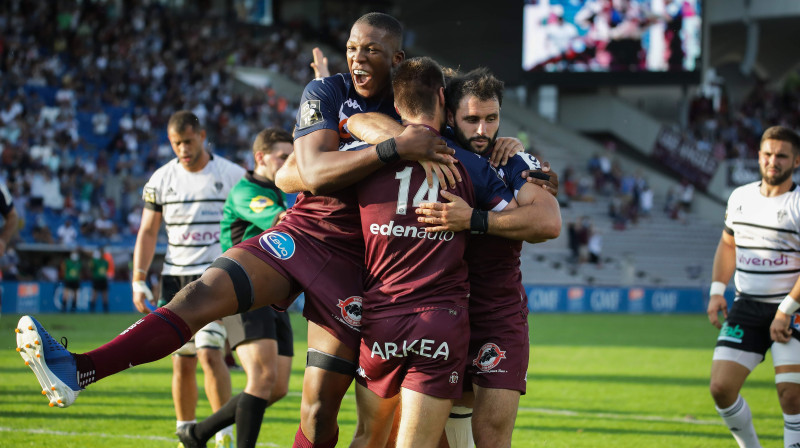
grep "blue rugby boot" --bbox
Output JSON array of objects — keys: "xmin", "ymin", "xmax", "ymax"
[{"xmin": 16, "ymin": 315, "xmax": 82, "ymax": 407}]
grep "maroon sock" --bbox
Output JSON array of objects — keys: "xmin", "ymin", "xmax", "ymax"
[
  {"xmin": 75, "ymin": 307, "xmax": 192, "ymax": 386},
  {"xmin": 293, "ymin": 427, "xmax": 338, "ymax": 448}
]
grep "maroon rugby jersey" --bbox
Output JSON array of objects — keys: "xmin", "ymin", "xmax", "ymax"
[
  {"xmin": 465, "ymin": 235, "xmax": 524, "ymax": 316},
  {"xmin": 465, "ymin": 150, "xmax": 541, "ymax": 316},
  {"xmin": 357, "ymin": 140, "xmax": 513, "ymax": 318}
]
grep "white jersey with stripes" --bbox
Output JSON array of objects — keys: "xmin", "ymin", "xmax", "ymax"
[
  {"xmin": 142, "ymin": 154, "xmax": 245, "ymax": 276},
  {"xmin": 725, "ymin": 181, "xmax": 800, "ymax": 303}
]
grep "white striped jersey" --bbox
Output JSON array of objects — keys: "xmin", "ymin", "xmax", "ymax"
[
  {"xmin": 725, "ymin": 181, "xmax": 800, "ymax": 303},
  {"xmin": 142, "ymin": 154, "xmax": 245, "ymax": 276}
]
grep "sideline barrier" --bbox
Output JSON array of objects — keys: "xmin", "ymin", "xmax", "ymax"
[
  {"xmin": 1, "ymin": 281, "xmax": 730, "ymax": 314},
  {"xmin": 2, "ymin": 281, "xmax": 138, "ymax": 314},
  {"xmin": 526, "ymin": 285, "xmax": 732, "ymax": 313}
]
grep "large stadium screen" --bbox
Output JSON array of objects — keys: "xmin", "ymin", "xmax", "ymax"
[
  {"xmin": 234, "ymin": 0, "xmax": 274, "ymax": 26},
  {"xmin": 522, "ymin": 0, "xmax": 702, "ymax": 85}
]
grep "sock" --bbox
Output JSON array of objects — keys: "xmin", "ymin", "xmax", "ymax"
[
  {"xmin": 235, "ymin": 393, "xmax": 269, "ymax": 448},
  {"xmin": 76, "ymin": 307, "xmax": 192, "ymax": 387},
  {"xmin": 177, "ymin": 420, "xmax": 197, "ymax": 430},
  {"xmin": 444, "ymin": 406, "xmax": 474, "ymax": 448},
  {"xmin": 194, "ymin": 393, "xmax": 243, "ymax": 443},
  {"xmin": 785, "ymin": 413, "xmax": 800, "ymax": 448},
  {"xmin": 716, "ymin": 395, "xmax": 762, "ymax": 448},
  {"xmin": 293, "ymin": 426, "xmax": 338, "ymax": 448}
]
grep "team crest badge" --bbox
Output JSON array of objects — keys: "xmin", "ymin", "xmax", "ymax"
[
  {"xmin": 298, "ymin": 100, "xmax": 323, "ymax": 129},
  {"xmin": 249, "ymin": 195, "xmax": 273, "ymax": 213},
  {"xmin": 473, "ymin": 343, "xmax": 507, "ymax": 372},
  {"xmin": 259, "ymin": 231, "xmax": 295, "ymax": 260},
  {"xmin": 778, "ymin": 209, "xmax": 788, "ymax": 222},
  {"xmin": 449, "ymin": 371, "xmax": 459, "ymax": 384},
  {"xmin": 214, "ymin": 182, "xmax": 223, "ymax": 192},
  {"xmin": 337, "ymin": 296, "xmax": 363, "ymax": 327}
]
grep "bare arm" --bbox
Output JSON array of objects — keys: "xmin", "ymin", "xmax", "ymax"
[
  {"xmin": 0, "ymin": 206, "xmax": 18, "ymax": 256},
  {"xmin": 274, "ymin": 153, "xmax": 308, "ymax": 194},
  {"xmin": 348, "ymin": 112, "xmax": 406, "ymax": 144},
  {"xmin": 348, "ymin": 113, "xmax": 460, "ymax": 188},
  {"xmin": 707, "ymin": 231, "xmax": 736, "ymax": 329},
  {"xmin": 489, "ymin": 182, "xmax": 562, "ymax": 243},
  {"xmin": 417, "ymin": 182, "xmax": 561, "ymax": 243},
  {"xmin": 132, "ymin": 207, "xmax": 161, "ymax": 314},
  {"xmin": 294, "ymin": 126, "xmax": 453, "ymax": 195}
]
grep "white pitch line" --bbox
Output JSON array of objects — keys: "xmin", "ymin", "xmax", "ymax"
[
  {"xmin": 518, "ymin": 407, "xmax": 722, "ymax": 426},
  {"xmin": 0, "ymin": 427, "xmax": 281, "ymax": 446}
]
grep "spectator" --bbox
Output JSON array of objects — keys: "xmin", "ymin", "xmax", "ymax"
[{"xmin": 57, "ymin": 219, "xmax": 78, "ymax": 246}]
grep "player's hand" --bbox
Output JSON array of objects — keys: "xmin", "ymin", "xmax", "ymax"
[
  {"xmin": 132, "ymin": 280, "xmax": 154, "ymax": 314},
  {"xmin": 523, "ymin": 161, "xmax": 559, "ymax": 198},
  {"xmin": 490, "ymin": 137, "xmax": 523, "ymax": 167},
  {"xmin": 310, "ymin": 47, "xmax": 330, "ymax": 79},
  {"xmin": 416, "ymin": 190, "xmax": 472, "ymax": 232},
  {"xmin": 418, "ymin": 161, "xmax": 459, "ymax": 190},
  {"xmin": 770, "ymin": 312, "xmax": 793, "ymax": 343},
  {"xmin": 706, "ymin": 294, "xmax": 728, "ymax": 329},
  {"xmin": 395, "ymin": 125, "xmax": 457, "ymax": 166}
]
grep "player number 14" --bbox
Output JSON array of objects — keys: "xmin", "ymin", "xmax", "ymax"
[{"xmin": 395, "ymin": 166, "xmax": 439, "ymax": 215}]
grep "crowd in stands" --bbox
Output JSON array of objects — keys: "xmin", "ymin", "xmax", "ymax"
[
  {"xmin": 0, "ymin": 0, "xmax": 350, "ymax": 280},
  {"xmin": 687, "ymin": 73, "xmax": 800, "ymax": 161}
]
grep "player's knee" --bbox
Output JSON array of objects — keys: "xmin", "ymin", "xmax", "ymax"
[
  {"xmin": 709, "ymin": 379, "xmax": 736, "ymax": 406},
  {"xmin": 271, "ymin": 382, "xmax": 289, "ymax": 402}
]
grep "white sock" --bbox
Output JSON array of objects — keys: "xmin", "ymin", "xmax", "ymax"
[
  {"xmin": 445, "ymin": 406, "xmax": 474, "ymax": 448},
  {"xmin": 784, "ymin": 413, "xmax": 800, "ymax": 448},
  {"xmin": 716, "ymin": 395, "xmax": 761, "ymax": 448},
  {"xmin": 176, "ymin": 420, "xmax": 196, "ymax": 430},
  {"xmin": 215, "ymin": 425, "xmax": 234, "ymax": 444}
]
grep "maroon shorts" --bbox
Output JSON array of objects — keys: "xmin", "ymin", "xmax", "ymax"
[
  {"xmin": 237, "ymin": 225, "xmax": 363, "ymax": 351},
  {"xmin": 356, "ymin": 307, "xmax": 469, "ymax": 399},
  {"xmin": 465, "ymin": 306, "xmax": 529, "ymax": 394}
]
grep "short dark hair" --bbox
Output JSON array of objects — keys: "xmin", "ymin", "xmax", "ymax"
[
  {"xmin": 761, "ymin": 126, "xmax": 800, "ymax": 154},
  {"xmin": 392, "ymin": 57, "xmax": 445, "ymax": 119},
  {"xmin": 167, "ymin": 110, "xmax": 202, "ymax": 133},
  {"xmin": 445, "ymin": 67, "xmax": 504, "ymax": 115},
  {"xmin": 354, "ymin": 12, "xmax": 403, "ymax": 50},
  {"xmin": 253, "ymin": 128, "xmax": 293, "ymax": 155}
]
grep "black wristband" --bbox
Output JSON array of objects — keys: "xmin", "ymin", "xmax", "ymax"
[
  {"xmin": 470, "ymin": 209, "xmax": 489, "ymax": 234},
  {"xmin": 376, "ymin": 138, "xmax": 400, "ymax": 164}
]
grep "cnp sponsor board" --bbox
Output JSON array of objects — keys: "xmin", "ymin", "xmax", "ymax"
[
  {"xmin": 1, "ymin": 281, "xmax": 139, "ymax": 314},
  {"xmin": 525, "ymin": 285, "xmax": 722, "ymax": 313}
]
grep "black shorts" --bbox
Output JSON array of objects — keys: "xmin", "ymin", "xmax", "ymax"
[
  {"xmin": 223, "ymin": 307, "xmax": 294, "ymax": 357},
  {"xmin": 92, "ymin": 278, "xmax": 109, "ymax": 292},
  {"xmin": 157, "ymin": 274, "xmax": 201, "ymax": 307},
  {"xmin": 64, "ymin": 280, "xmax": 80, "ymax": 291},
  {"xmin": 715, "ymin": 299, "xmax": 800, "ymax": 357}
]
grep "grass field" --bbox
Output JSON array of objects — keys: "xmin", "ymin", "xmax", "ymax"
[{"xmin": 0, "ymin": 312, "xmax": 785, "ymax": 447}]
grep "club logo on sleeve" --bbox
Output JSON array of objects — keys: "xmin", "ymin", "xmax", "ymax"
[
  {"xmin": 298, "ymin": 100, "xmax": 323, "ymax": 129},
  {"xmin": 259, "ymin": 231, "xmax": 295, "ymax": 260},
  {"xmin": 249, "ymin": 195, "xmax": 274, "ymax": 213},
  {"xmin": 337, "ymin": 296, "xmax": 363, "ymax": 327},
  {"xmin": 473, "ymin": 343, "xmax": 507, "ymax": 372},
  {"xmin": 142, "ymin": 186, "xmax": 157, "ymax": 204}
]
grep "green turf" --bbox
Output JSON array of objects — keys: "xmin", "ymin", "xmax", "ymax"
[{"xmin": 0, "ymin": 312, "xmax": 783, "ymax": 447}]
